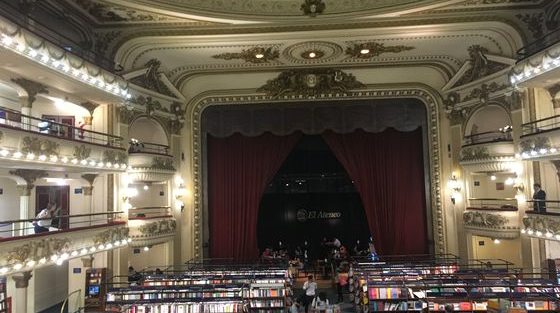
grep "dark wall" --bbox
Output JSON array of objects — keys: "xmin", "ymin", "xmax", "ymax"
[{"xmin": 257, "ymin": 192, "xmax": 370, "ymax": 257}]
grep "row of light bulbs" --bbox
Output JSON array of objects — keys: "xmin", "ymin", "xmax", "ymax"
[
  {"xmin": 0, "ymin": 148, "xmax": 128, "ymax": 170},
  {"xmin": 517, "ymin": 147, "xmax": 559, "ymax": 159},
  {"xmin": 510, "ymin": 55, "xmax": 560, "ymax": 84},
  {"xmin": 0, "ymin": 238, "xmax": 132, "ymax": 275},
  {"xmin": 0, "ymin": 33, "xmax": 131, "ymax": 100},
  {"xmin": 520, "ymin": 228, "xmax": 560, "ymax": 240}
]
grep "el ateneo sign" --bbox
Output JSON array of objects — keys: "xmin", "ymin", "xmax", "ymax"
[{"xmin": 296, "ymin": 209, "xmax": 342, "ymax": 222}]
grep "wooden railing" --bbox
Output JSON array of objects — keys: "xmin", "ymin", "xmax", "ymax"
[
  {"xmin": 467, "ymin": 198, "xmax": 518, "ymax": 211},
  {"xmin": 462, "ymin": 130, "xmax": 512, "ymax": 147},
  {"xmin": 521, "ymin": 115, "xmax": 560, "ymax": 137},
  {"xmin": 128, "ymin": 206, "xmax": 173, "ymax": 220},
  {"xmin": 128, "ymin": 141, "xmax": 171, "ymax": 156}
]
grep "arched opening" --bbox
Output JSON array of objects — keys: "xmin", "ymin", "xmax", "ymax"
[
  {"xmin": 464, "ymin": 104, "xmax": 511, "ymax": 139},
  {"xmin": 129, "ymin": 117, "xmax": 168, "ymax": 146},
  {"xmin": 204, "ymin": 99, "xmax": 430, "ymax": 260}
]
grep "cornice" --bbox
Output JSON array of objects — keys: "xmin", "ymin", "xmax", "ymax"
[
  {"xmin": 110, "ymin": 14, "xmax": 526, "ymax": 59},
  {"xmin": 173, "ymin": 61, "xmax": 456, "ymax": 91},
  {"xmin": 185, "ymin": 83, "xmax": 447, "ymax": 258}
]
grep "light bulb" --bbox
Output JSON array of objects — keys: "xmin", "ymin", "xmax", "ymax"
[
  {"xmin": 143, "ymin": 246, "xmax": 150, "ymax": 251},
  {"xmin": 12, "ymin": 151, "xmax": 22, "ymax": 158},
  {"xmin": 493, "ymin": 239, "xmax": 500, "ymax": 244},
  {"xmin": 39, "ymin": 257, "xmax": 47, "ymax": 264},
  {"xmin": 13, "ymin": 263, "xmax": 23, "ymax": 270},
  {"xmin": 61, "ymin": 156, "xmax": 68, "ymax": 163},
  {"xmin": 360, "ymin": 49, "xmax": 370, "ymax": 54},
  {"xmin": 0, "ymin": 149, "xmax": 9, "ymax": 157}
]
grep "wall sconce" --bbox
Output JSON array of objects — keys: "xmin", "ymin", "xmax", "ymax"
[
  {"xmin": 449, "ymin": 175, "xmax": 461, "ymax": 204},
  {"xmin": 175, "ymin": 176, "xmax": 187, "ymax": 212}
]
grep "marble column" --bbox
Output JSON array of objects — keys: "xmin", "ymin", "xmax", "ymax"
[
  {"xmin": 16, "ymin": 185, "xmax": 31, "ymax": 236},
  {"xmin": 11, "ymin": 271, "xmax": 32, "ymax": 313}
]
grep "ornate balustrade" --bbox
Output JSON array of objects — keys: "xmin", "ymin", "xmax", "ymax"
[
  {"xmin": 127, "ymin": 207, "xmax": 176, "ymax": 248},
  {"xmin": 521, "ymin": 209, "xmax": 560, "ymax": 241},
  {"xmin": 128, "ymin": 141, "xmax": 175, "ymax": 182},
  {"xmin": 0, "ymin": 221, "xmax": 129, "ymax": 276},
  {"xmin": 463, "ymin": 201, "xmax": 520, "ymax": 239},
  {"xmin": 518, "ymin": 116, "xmax": 560, "ymax": 161},
  {"xmin": 459, "ymin": 136, "xmax": 516, "ymax": 173},
  {"xmin": 0, "ymin": 107, "xmax": 127, "ymax": 171}
]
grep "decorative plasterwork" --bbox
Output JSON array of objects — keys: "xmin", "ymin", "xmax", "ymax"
[
  {"xmin": 511, "ymin": 41, "xmax": 560, "ymax": 85},
  {"xmin": 10, "ymin": 78, "xmax": 48, "ymax": 107},
  {"xmin": 73, "ymin": 145, "xmax": 92, "ymax": 160},
  {"xmin": 0, "ymin": 224, "xmax": 130, "ymax": 275},
  {"xmin": 452, "ymin": 45, "xmax": 509, "ymax": 87},
  {"xmin": 282, "ymin": 41, "xmax": 343, "ymax": 64},
  {"xmin": 81, "ymin": 174, "xmax": 98, "ymax": 186},
  {"xmin": 0, "ymin": 17, "xmax": 130, "ymax": 99},
  {"xmin": 460, "ymin": 146, "xmax": 491, "ymax": 162},
  {"xmin": 127, "ymin": 169, "xmax": 176, "ymax": 183},
  {"xmin": 301, "ymin": 0, "xmax": 325, "ymax": 17},
  {"xmin": 188, "ymin": 86, "xmax": 445, "ymax": 259},
  {"xmin": 79, "ymin": 101, "xmax": 99, "ymax": 116},
  {"xmin": 522, "ymin": 214, "xmax": 560, "ymax": 241},
  {"xmin": 516, "ymin": 12, "xmax": 545, "ymax": 39},
  {"xmin": 152, "ymin": 157, "xmax": 175, "ymax": 170},
  {"xmin": 212, "ymin": 47, "xmax": 280, "ymax": 64},
  {"xmin": 463, "ymin": 210, "xmax": 519, "ymax": 239},
  {"xmin": 257, "ymin": 69, "xmax": 365, "ymax": 99},
  {"xmin": 21, "ymin": 137, "xmax": 60, "ymax": 157},
  {"xmin": 519, "ymin": 137, "xmax": 552, "ymax": 154},
  {"xmin": 345, "ymin": 42, "xmax": 415, "ymax": 59},
  {"xmin": 73, "ymin": 0, "xmax": 182, "ymax": 23},
  {"xmin": 102, "ymin": 150, "xmax": 128, "ymax": 165},
  {"xmin": 130, "ymin": 59, "xmax": 176, "ymax": 97},
  {"xmin": 129, "ymin": 218, "xmax": 177, "ymax": 247},
  {"xmin": 9, "ymin": 169, "xmax": 48, "ymax": 190}
]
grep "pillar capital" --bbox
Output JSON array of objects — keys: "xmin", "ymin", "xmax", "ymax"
[
  {"xmin": 12, "ymin": 271, "xmax": 32, "ymax": 288},
  {"xmin": 81, "ymin": 174, "xmax": 98, "ymax": 186},
  {"xmin": 11, "ymin": 78, "xmax": 48, "ymax": 108},
  {"xmin": 10, "ymin": 169, "xmax": 48, "ymax": 191},
  {"xmin": 81, "ymin": 256, "xmax": 94, "ymax": 268}
]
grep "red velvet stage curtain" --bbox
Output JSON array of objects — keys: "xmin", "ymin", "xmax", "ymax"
[
  {"xmin": 323, "ymin": 128, "xmax": 428, "ymax": 255},
  {"xmin": 208, "ymin": 132, "xmax": 301, "ymax": 260}
]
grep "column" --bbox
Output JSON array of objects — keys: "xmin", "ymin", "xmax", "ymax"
[
  {"xmin": 11, "ymin": 271, "xmax": 32, "ymax": 313},
  {"xmin": 16, "ymin": 185, "xmax": 31, "ymax": 236},
  {"xmin": 83, "ymin": 186, "xmax": 93, "ymax": 226},
  {"xmin": 19, "ymin": 99, "xmax": 31, "ymax": 131},
  {"xmin": 67, "ymin": 256, "xmax": 94, "ymax": 313}
]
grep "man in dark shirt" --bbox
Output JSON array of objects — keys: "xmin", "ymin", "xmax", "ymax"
[{"xmin": 533, "ymin": 183, "xmax": 547, "ymax": 213}]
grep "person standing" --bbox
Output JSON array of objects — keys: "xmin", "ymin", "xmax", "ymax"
[
  {"xmin": 33, "ymin": 202, "xmax": 54, "ymax": 233},
  {"xmin": 533, "ymin": 183, "xmax": 547, "ymax": 213},
  {"xmin": 302, "ymin": 275, "xmax": 317, "ymax": 313}
]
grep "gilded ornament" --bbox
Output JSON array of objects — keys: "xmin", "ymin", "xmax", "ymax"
[
  {"xmin": 257, "ymin": 68, "xmax": 365, "ymax": 99},
  {"xmin": 516, "ymin": 12, "xmax": 544, "ymax": 39},
  {"xmin": 151, "ymin": 157, "xmax": 175, "ymax": 170},
  {"xmin": 460, "ymin": 146, "xmax": 491, "ymax": 161},
  {"xmin": 345, "ymin": 41, "xmax": 414, "ymax": 58},
  {"xmin": 519, "ymin": 137, "xmax": 551, "ymax": 154},
  {"xmin": 301, "ymin": 0, "xmax": 325, "ymax": 17},
  {"xmin": 73, "ymin": 145, "xmax": 92, "ymax": 160},
  {"xmin": 462, "ymin": 82, "xmax": 510, "ymax": 102},
  {"xmin": 93, "ymin": 227, "xmax": 129, "ymax": 245},
  {"xmin": 212, "ymin": 47, "xmax": 280, "ymax": 64},
  {"xmin": 130, "ymin": 59, "xmax": 176, "ymax": 98},
  {"xmin": 463, "ymin": 211, "xmax": 507, "ymax": 228},
  {"xmin": 6, "ymin": 237, "xmax": 70, "ymax": 264},
  {"xmin": 21, "ymin": 137, "xmax": 59, "ymax": 156},
  {"xmin": 453, "ymin": 45, "xmax": 508, "ymax": 87},
  {"xmin": 10, "ymin": 78, "xmax": 49, "ymax": 107},
  {"xmin": 137, "ymin": 219, "xmax": 177, "ymax": 236}
]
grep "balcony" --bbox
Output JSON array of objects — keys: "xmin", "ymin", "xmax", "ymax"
[
  {"xmin": 128, "ymin": 141, "xmax": 175, "ymax": 182},
  {"xmin": 518, "ymin": 116, "xmax": 560, "ymax": 161},
  {"xmin": 127, "ymin": 206, "xmax": 176, "ymax": 247},
  {"xmin": 463, "ymin": 198, "xmax": 519, "ymax": 239},
  {"xmin": 459, "ymin": 131, "xmax": 515, "ymax": 173},
  {"xmin": 521, "ymin": 203, "xmax": 560, "ymax": 241},
  {"xmin": 0, "ymin": 212, "xmax": 129, "ymax": 276},
  {"xmin": 0, "ymin": 107, "xmax": 127, "ymax": 171},
  {"xmin": 512, "ymin": 29, "xmax": 560, "ymax": 87}
]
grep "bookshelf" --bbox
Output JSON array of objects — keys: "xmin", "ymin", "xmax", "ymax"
[
  {"xmin": 85, "ymin": 268, "xmax": 107, "ymax": 312},
  {"xmin": 0, "ymin": 277, "xmax": 6, "ymax": 313},
  {"xmin": 350, "ymin": 262, "xmax": 560, "ymax": 312},
  {"xmin": 106, "ymin": 268, "xmax": 291, "ymax": 313}
]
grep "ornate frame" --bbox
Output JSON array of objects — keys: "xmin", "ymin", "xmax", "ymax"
[{"xmin": 186, "ymin": 84, "xmax": 446, "ymax": 259}]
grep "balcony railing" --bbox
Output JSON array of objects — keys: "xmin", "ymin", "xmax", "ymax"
[
  {"xmin": 0, "ymin": 2, "xmax": 119, "ymax": 73},
  {"xmin": 525, "ymin": 200, "xmax": 560, "ymax": 214},
  {"xmin": 0, "ymin": 106, "xmax": 123, "ymax": 148},
  {"xmin": 128, "ymin": 141, "xmax": 171, "ymax": 156},
  {"xmin": 462, "ymin": 131, "xmax": 512, "ymax": 147},
  {"xmin": 0, "ymin": 211, "xmax": 123, "ymax": 240},
  {"xmin": 128, "ymin": 206, "xmax": 173, "ymax": 220},
  {"xmin": 517, "ymin": 27, "xmax": 560, "ymax": 61},
  {"xmin": 521, "ymin": 115, "xmax": 560, "ymax": 137},
  {"xmin": 467, "ymin": 198, "xmax": 518, "ymax": 211}
]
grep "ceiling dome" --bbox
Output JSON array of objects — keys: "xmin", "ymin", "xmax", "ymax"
[{"xmin": 113, "ymin": 0, "xmax": 457, "ymax": 21}]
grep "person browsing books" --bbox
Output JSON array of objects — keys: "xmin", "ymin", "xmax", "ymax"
[{"xmin": 303, "ymin": 275, "xmax": 317, "ymax": 313}]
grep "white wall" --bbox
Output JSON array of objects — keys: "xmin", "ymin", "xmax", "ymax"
[
  {"xmin": 129, "ymin": 242, "xmax": 169, "ymax": 271},
  {"xmin": 33, "ymin": 264, "xmax": 69, "ymax": 312},
  {"xmin": 465, "ymin": 105, "xmax": 511, "ymax": 135},
  {"xmin": 469, "ymin": 172, "xmax": 517, "ymax": 199},
  {"xmin": 31, "ymin": 97, "xmax": 89, "ymax": 124},
  {"xmin": 129, "ymin": 183, "xmax": 168, "ymax": 208},
  {"xmin": 471, "ymin": 235, "xmax": 522, "ymax": 268}
]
